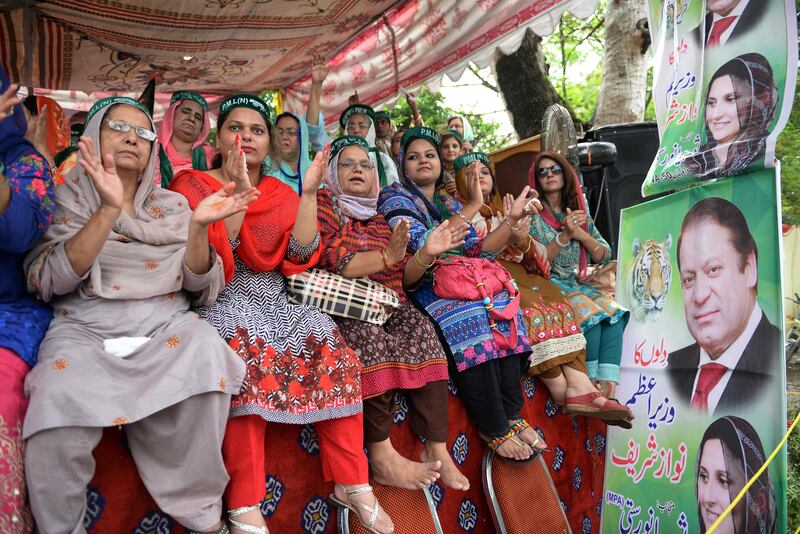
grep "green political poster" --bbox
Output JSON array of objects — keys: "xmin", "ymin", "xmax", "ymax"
[
  {"xmin": 642, "ymin": 0, "xmax": 797, "ymax": 196},
  {"xmin": 602, "ymin": 169, "xmax": 786, "ymax": 533}
]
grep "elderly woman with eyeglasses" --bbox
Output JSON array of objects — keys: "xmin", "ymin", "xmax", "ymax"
[
  {"xmin": 528, "ymin": 152, "xmax": 630, "ymax": 416},
  {"xmin": 338, "ymin": 104, "xmax": 399, "ymax": 187},
  {"xmin": 316, "ymin": 135, "xmax": 470, "ymax": 492},
  {"xmin": 23, "ymin": 96, "xmax": 254, "ymax": 534}
]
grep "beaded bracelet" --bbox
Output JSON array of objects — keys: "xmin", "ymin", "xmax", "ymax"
[{"xmin": 455, "ymin": 210, "xmax": 472, "ymax": 227}]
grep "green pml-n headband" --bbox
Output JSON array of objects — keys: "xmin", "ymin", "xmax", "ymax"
[
  {"xmin": 86, "ymin": 96, "xmax": 151, "ymax": 125},
  {"xmin": 329, "ymin": 135, "xmax": 371, "ymax": 162},
  {"xmin": 339, "ymin": 104, "xmax": 376, "ymax": 129},
  {"xmin": 170, "ymin": 90, "xmax": 208, "ymax": 109},
  {"xmin": 400, "ymin": 126, "xmax": 441, "ymax": 150},
  {"xmin": 373, "ymin": 110, "xmax": 391, "ymax": 122},
  {"xmin": 218, "ymin": 94, "xmax": 272, "ymax": 125},
  {"xmin": 454, "ymin": 151, "xmax": 489, "ymax": 171}
]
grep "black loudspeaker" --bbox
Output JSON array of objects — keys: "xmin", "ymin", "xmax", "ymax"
[{"xmin": 580, "ymin": 122, "xmax": 661, "ymax": 257}]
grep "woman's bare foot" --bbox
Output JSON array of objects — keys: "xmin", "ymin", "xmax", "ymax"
[
  {"xmin": 515, "ymin": 425, "xmax": 547, "ymax": 452},
  {"xmin": 492, "ymin": 435, "xmax": 533, "ymax": 461},
  {"xmin": 421, "ymin": 441, "xmax": 470, "ymax": 491},
  {"xmin": 334, "ymin": 484, "xmax": 395, "ymax": 534},
  {"xmin": 369, "ymin": 439, "xmax": 440, "ymax": 490}
]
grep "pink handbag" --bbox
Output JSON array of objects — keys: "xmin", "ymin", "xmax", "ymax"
[{"xmin": 431, "ymin": 256, "xmax": 521, "ymax": 350}]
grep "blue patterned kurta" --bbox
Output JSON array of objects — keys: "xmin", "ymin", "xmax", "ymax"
[
  {"xmin": 529, "ymin": 211, "xmax": 628, "ymax": 331},
  {"xmin": 378, "ymin": 183, "xmax": 531, "ymax": 372}
]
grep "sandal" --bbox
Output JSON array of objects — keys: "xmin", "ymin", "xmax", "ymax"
[
  {"xmin": 565, "ymin": 391, "xmax": 630, "ymax": 421},
  {"xmin": 604, "ymin": 398, "xmax": 634, "ymax": 430},
  {"xmin": 481, "ymin": 429, "xmax": 536, "ymax": 464},
  {"xmin": 328, "ymin": 485, "xmax": 394, "ymax": 534},
  {"xmin": 186, "ymin": 525, "xmax": 230, "ymax": 534},
  {"xmin": 227, "ymin": 504, "xmax": 268, "ymax": 534},
  {"xmin": 509, "ymin": 418, "xmax": 550, "ymax": 452}
]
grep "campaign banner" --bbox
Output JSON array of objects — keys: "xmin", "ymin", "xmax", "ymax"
[
  {"xmin": 641, "ymin": 0, "xmax": 797, "ymax": 196},
  {"xmin": 601, "ymin": 169, "xmax": 786, "ymax": 533}
]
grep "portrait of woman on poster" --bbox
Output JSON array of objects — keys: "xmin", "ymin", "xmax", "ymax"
[
  {"xmin": 696, "ymin": 416, "xmax": 776, "ymax": 534},
  {"xmin": 684, "ymin": 53, "xmax": 778, "ymax": 179}
]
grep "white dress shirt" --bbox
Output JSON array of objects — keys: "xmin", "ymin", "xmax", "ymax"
[{"xmin": 691, "ymin": 303, "xmax": 762, "ymax": 414}]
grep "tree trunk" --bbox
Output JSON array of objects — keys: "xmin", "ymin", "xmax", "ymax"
[
  {"xmin": 593, "ymin": 0, "xmax": 649, "ymax": 126},
  {"xmin": 494, "ymin": 29, "xmax": 574, "ymax": 139}
]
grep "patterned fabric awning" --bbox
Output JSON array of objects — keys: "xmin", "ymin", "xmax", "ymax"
[{"xmin": 1, "ymin": 0, "xmax": 596, "ymax": 123}]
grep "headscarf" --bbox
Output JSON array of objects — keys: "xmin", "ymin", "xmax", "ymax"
[
  {"xmin": 696, "ymin": 417, "xmax": 776, "ymax": 534},
  {"xmin": 25, "ymin": 96, "xmax": 199, "ymax": 301},
  {"xmin": 34, "ymin": 96, "xmax": 71, "ymax": 157},
  {"xmin": 261, "ymin": 111, "xmax": 312, "ymax": 195},
  {"xmin": 339, "ymin": 104, "xmax": 391, "ymax": 187},
  {"xmin": 158, "ymin": 90, "xmax": 214, "ymax": 188},
  {"xmin": 447, "ymin": 115, "xmax": 474, "ymax": 142},
  {"xmin": 373, "ymin": 109, "xmax": 396, "ymax": 157},
  {"xmin": 685, "ymin": 53, "xmax": 778, "ymax": 179},
  {"xmin": 454, "ymin": 152, "xmax": 499, "ymax": 219},
  {"xmin": 528, "ymin": 151, "xmax": 589, "ymax": 280},
  {"xmin": 323, "ymin": 135, "xmax": 379, "ymax": 222}
]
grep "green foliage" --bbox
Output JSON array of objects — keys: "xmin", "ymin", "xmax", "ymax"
[
  {"xmin": 777, "ymin": 88, "xmax": 800, "ymax": 225},
  {"xmin": 542, "ymin": 1, "xmax": 606, "ymax": 124},
  {"xmin": 384, "ymin": 87, "xmax": 507, "ymax": 152}
]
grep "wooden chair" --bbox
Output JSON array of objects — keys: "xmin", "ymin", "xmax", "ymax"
[{"xmin": 488, "ymin": 134, "xmax": 541, "ymax": 198}]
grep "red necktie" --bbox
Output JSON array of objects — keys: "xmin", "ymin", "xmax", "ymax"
[
  {"xmin": 707, "ymin": 16, "xmax": 737, "ymax": 47},
  {"xmin": 691, "ymin": 362, "xmax": 728, "ymax": 412}
]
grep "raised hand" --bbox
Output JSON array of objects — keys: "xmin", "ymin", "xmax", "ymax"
[
  {"xmin": 311, "ymin": 53, "xmax": 329, "ymax": 85},
  {"xmin": 506, "ymin": 185, "xmax": 531, "ymax": 222},
  {"xmin": 385, "ymin": 219, "xmax": 410, "ymax": 264},
  {"xmin": 78, "ymin": 136, "xmax": 124, "ymax": 211},
  {"xmin": 561, "ymin": 208, "xmax": 586, "ymax": 240},
  {"xmin": 301, "ymin": 144, "xmax": 330, "ymax": 195},
  {"xmin": 0, "ymin": 83, "xmax": 19, "ymax": 122},
  {"xmin": 464, "ymin": 164, "xmax": 483, "ymax": 207},
  {"xmin": 223, "ymin": 134, "xmax": 250, "ymax": 191},
  {"xmin": 423, "ymin": 220, "xmax": 468, "ymax": 257},
  {"xmin": 405, "ymin": 90, "xmax": 417, "ymax": 107},
  {"xmin": 511, "ymin": 216, "xmax": 531, "ymax": 244},
  {"xmin": 191, "ymin": 181, "xmax": 260, "ymax": 226},
  {"xmin": 348, "ymin": 91, "xmax": 360, "ymax": 106}
]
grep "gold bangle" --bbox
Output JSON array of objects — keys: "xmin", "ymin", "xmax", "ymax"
[
  {"xmin": 519, "ymin": 236, "xmax": 533, "ymax": 254},
  {"xmin": 503, "ymin": 217, "xmax": 520, "ymax": 232},
  {"xmin": 591, "ymin": 241, "xmax": 603, "ymax": 253},
  {"xmin": 413, "ymin": 249, "xmax": 435, "ymax": 269}
]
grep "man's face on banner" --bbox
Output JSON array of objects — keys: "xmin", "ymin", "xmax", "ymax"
[
  {"xmin": 678, "ymin": 219, "xmax": 757, "ymax": 358},
  {"xmin": 706, "ymin": 0, "xmax": 743, "ymax": 16}
]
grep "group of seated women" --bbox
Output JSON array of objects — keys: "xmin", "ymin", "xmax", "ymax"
[{"xmin": 0, "ymin": 62, "xmax": 632, "ymax": 534}]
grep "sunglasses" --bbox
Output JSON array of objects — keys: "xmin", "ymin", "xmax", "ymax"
[
  {"xmin": 102, "ymin": 119, "xmax": 157, "ymax": 142},
  {"xmin": 535, "ymin": 164, "xmax": 563, "ymax": 178}
]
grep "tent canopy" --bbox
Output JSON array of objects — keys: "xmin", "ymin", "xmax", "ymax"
[{"xmin": 1, "ymin": 0, "xmax": 596, "ymax": 123}]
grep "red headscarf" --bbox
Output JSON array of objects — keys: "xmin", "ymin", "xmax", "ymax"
[
  {"xmin": 528, "ymin": 151, "xmax": 589, "ymax": 280},
  {"xmin": 169, "ymin": 170, "xmax": 320, "ymax": 283},
  {"xmin": 36, "ymin": 96, "xmax": 71, "ymax": 156}
]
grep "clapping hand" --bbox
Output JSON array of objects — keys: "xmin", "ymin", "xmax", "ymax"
[
  {"xmin": 191, "ymin": 181, "xmax": 260, "ymax": 227},
  {"xmin": 311, "ymin": 53, "xmax": 329, "ymax": 85},
  {"xmin": 422, "ymin": 220, "xmax": 468, "ymax": 257},
  {"xmin": 464, "ymin": 163, "xmax": 483, "ymax": 207},
  {"xmin": 561, "ymin": 208, "xmax": 587, "ymax": 240},
  {"xmin": 384, "ymin": 219, "xmax": 410, "ymax": 265},
  {"xmin": 301, "ymin": 144, "xmax": 331, "ymax": 195},
  {"xmin": 223, "ymin": 135, "xmax": 250, "ymax": 191},
  {"xmin": 78, "ymin": 136, "xmax": 124, "ymax": 211},
  {"xmin": 0, "ymin": 83, "xmax": 19, "ymax": 122}
]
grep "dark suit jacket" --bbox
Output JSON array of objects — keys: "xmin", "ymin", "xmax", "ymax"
[
  {"xmin": 666, "ymin": 313, "xmax": 780, "ymax": 415},
  {"xmin": 701, "ymin": 0, "xmax": 767, "ymax": 45}
]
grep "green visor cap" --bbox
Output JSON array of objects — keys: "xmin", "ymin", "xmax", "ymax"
[{"xmin": 454, "ymin": 152, "xmax": 489, "ymax": 171}]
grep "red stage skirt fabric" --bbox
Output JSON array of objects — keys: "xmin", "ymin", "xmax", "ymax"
[{"xmin": 83, "ymin": 376, "xmax": 607, "ymax": 533}]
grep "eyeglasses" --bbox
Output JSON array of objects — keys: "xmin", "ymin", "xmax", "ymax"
[
  {"xmin": 102, "ymin": 119, "xmax": 157, "ymax": 142},
  {"xmin": 276, "ymin": 127, "xmax": 298, "ymax": 137},
  {"xmin": 338, "ymin": 159, "xmax": 374, "ymax": 171},
  {"xmin": 347, "ymin": 122, "xmax": 370, "ymax": 131},
  {"xmin": 535, "ymin": 164, "xmax": 563, "ymax": 178}
]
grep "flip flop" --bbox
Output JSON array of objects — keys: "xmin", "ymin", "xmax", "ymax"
[{"xmin": 329, "ymin": 485, "xmax": 393, "ymax": 534}]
